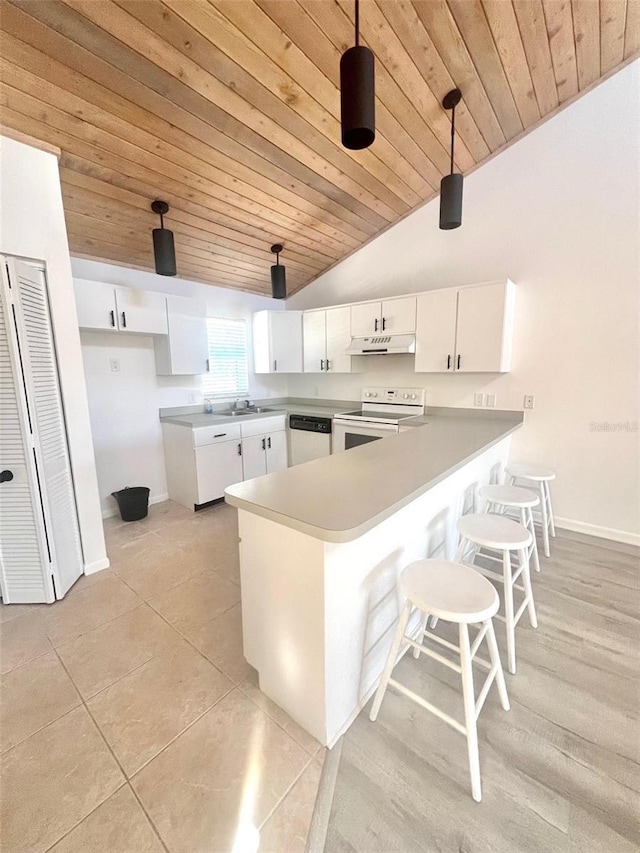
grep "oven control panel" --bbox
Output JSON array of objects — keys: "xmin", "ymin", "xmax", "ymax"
[{"xmin": 361, "ymin": 387, "xmax": 425, "ymax": 404}]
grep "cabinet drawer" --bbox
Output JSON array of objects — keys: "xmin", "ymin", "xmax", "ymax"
[
  {"xmin": 240, "ymin": 415, "xmax": 286, "ymax": 438},
  {"xmin": 192, "ymin": 423, "xmax": 242, "ymax": 447}
]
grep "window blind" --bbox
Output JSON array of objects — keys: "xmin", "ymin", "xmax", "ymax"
[{"xmin": 202, "ymin": 317, "xmax": 249, "ymax": 397}]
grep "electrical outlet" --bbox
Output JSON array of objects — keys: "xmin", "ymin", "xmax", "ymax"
[
  {"xmin": 188, "ymin": 392, "xmax": 198, "ymax": 403},
  {"xmin": 474, "ymin": 392, "xmax": 484, "ymax": 407},
  {"xmin": 109, "ymin": 358, "xmax": 120, "ymax": 373},
  {"xmin": 523, "ymin": 394, "xmax": 535, "ymax": 409},
  {"xmin": 486, "ymin": 394, "xmax": 497, "ymax": 408}
]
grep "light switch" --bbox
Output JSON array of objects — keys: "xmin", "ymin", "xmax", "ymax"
[
  {"xmin": 109, "ymin": 358, "xmax": 120, "ymax": 373},
  {"xmin": 486, "ymin": 394, "xmax": 497, "ymax": 407},
  {"xmin": 474, "ymin": 393, "xmax": 484, "ymax": 407}
]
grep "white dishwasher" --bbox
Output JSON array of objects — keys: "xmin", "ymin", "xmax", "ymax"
[{"xmin": 288, "ymin": 414, "xmax": 332, "ymax": 465}]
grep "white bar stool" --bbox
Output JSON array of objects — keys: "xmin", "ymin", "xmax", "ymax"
[
  {"xmin": 478, "ymin": 484, "xmax": 541, "ymax": 573},
  {"xmin": 505, "ymin": 464, "xmax": 556, "ymax": 558},
  {"xmin": 456, "ymin": 514, "xmax": 537, "ymax": 675},
  {"xmin": 370, "ymin": 560, "xmax": 510, "ymax": 802}
]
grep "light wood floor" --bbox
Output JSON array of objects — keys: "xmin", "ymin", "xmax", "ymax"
[{"xmin": 324, "ymin": 529, "xmax": 639, "ymax": 852}]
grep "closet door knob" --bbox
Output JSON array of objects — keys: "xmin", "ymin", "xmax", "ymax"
[{"xmin": 0, "ymin": 470, "xmax": 14, "ymax": 483}]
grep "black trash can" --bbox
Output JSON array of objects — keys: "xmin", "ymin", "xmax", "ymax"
[{"xmin": 111, "ymin": 486, "xmax": 150, "ymax": 522}]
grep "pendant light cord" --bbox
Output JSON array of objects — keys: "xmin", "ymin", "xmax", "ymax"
[
  {"xmin": 450, "ymin": 102, "xmax": 456, "ymax": 176},
  {"xmin": 159, "ymin": 211, "xmax": 164, "ymax": 229},
  {"xmin": 355, "ymin": 0, "xmax": 360, "ymax": 46}
]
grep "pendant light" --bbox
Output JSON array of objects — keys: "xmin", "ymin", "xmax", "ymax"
[
  {"xmin": 151, "ymin": 200, "xmax": 176, "ymax": 276},
  {"xmin": 340, "ymin": 0, "xmax": 375, "ymax": 150},
  {"xmin": 270, "ymin": 244, "xmax": 286, "ymax": 299},
  {"xmin": 440, "ymin": 88, "xmax": 463, "ymax": 230}
]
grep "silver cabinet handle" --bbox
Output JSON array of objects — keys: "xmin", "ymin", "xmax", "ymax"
[
  {"xmin": 320, "ymin": 358, "xmax": 324, "ymax": 371},
  {"xmin": 273, "ymin": 359, "xmax": 277, "ymax": 371},
  {"xmin": 110, "ymin": 310, "xmax": 115, "ymax": 327},
  {"xmin": 238, "ymin": 443, "xmax": 242, "ymax": 455},
  {"xmin": 326, "ymin": 359, "xmax": 330, "ymax": 371},
  {"xmin": 268, "ymin": 436, "xmax": 271, "ymax": 449},
  {"xmin": 214, "ymin": 433, "xmax": 227, "ymax": 438}
]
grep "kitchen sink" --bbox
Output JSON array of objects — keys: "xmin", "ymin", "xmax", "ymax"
[{"xmin": 224, "ymin": 407, "xmax": 280, "ymax": 417}]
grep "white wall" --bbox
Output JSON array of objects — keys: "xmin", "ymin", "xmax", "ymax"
[
  {"xmin": 287, "ymin": 63, "xmax": 640, "ymax": 543},
  {"xmin": 0, "ymin": 137, "xmax": 108, "ymax": 571},
  {"xmin": 71, "ymin": 259, "xmax": 287, "ymax": 515}
]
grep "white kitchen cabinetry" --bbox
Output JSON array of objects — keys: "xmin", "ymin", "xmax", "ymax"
[
  {"xmin": 303, "ymin": 306, "xmax": 352, "ymax": 373},
  {"xmin": 195, "ymin": 440, "xmax": 243, "ymax": 506},
  {"xmin": 162, "ymin": 414, "xmax": 287, "ymax": 509},
  {"xmin": 155, "ymin": 295, "xmax": 208, "ymax": 375},
  {"xmin": 303, "ymin": 311, "xmax": 327, "ymax": 373},
  {"xmin": 351, "ymin": 297, "xmax": 416, "ymax": 336},
  {"xmin": 74, "ymin": 279, "xmax": 168, "ymax": 335},
  {"xmin": 253, "ymin": 310, "xmax": 303, "ymax": 373},
  {"xmin": 415, "ymin": 280, "xmax": 515, "ymax": 373}
]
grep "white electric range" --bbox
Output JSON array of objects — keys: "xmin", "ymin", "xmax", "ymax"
[{"xmin": 332, "ymin": 387, "xmax": 426, "ymax": 453}]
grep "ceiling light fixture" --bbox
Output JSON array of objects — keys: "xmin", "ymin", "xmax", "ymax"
[
  {"xmin": 440, "ymin": 88, "xmax": 464, "ymax": 230},
  {"xmin": 151, "ymin": 200, "xmax": 176, "ymax": 276},
  {"xmin": 340, "ymin": 0, "xmax": 375, "ymax": 150},
  {"xmin": 270, "ymin": 244, "xmax": 286, "ymax": 299}
]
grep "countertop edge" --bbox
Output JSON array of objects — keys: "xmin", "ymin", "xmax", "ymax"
[{"xmin": 225, "ymin": 420, "xmax": 522, "ymax": 543}]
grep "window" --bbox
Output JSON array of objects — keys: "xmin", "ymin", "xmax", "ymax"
[{"xmin": 202, "ymin": 317, "xmax": 249, "ymax": 398}]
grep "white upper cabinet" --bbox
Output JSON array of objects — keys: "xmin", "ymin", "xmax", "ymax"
[
  {"xmin": 325, "ymin": 306, "xmax": 352, "ymax": 373},
  {"xmin": 155, "ymin": 295, "xmax": 208, "ymax": 376},
  {"xmin": 415, "ymin": 288, "xmax": 458, "ymax": 372},
  {"xmin": 303, "ymin": 306, "xmax": 352, "ymax": 373},
  {"xmin": 351, "ymin": 302, "xmax": 382, "ymax": 336},
  {"xmin": 74, "ymin": 280, "xmax": 168, "ymax": 335},
  {"xmin": 351, "ymin": 297, "xmax": 416, "ymax": 336},
  {"xmin": 115, "ymin": 287, "xmax": 168, "ymax": 335},
  {"xmin": 303, "ymin": 310, "xmax": 327, "ymax": 372},
  {"xmin": 253, "ymin": 310, "xmax": 302, "ymax": 373},
  {"xmin": 74, "ymin": 279, "xmax": 119, "ymax": 331},
  {"xmin": 455, "ymin": 281, "xmax": 515, "ymax": 373},
  {"xmin": 415, "ymin": 280, "xmax": 515, "ymax": 373}
]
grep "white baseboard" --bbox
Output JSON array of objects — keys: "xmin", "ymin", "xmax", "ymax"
[
  {"xmin": 84, "ymin": 556, "xmax": 111, "ymax": 575},
  {"xmin": 101, "ymin": 492, "xmax": 170, "ymax": 520},
  {"xmin": 555, "ymin": 516, "xmax": 640, "ymax": 547}
]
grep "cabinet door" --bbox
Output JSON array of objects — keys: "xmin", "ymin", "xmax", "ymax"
[
  {"xmin": 266, "ymin": 430, "xmax": 288, "ymax": 473},
  {"xmin": 303, "ymin": 311, "xmax": 327, "ymax": 372},
  {"xmin": 115, "ymin": 288, "xmax": 168, "ymax": 334},
  {"xmin": 156, "ymin": 296, "xmax": 208, "ymax": 375},
  {"xmin": 269, "ymin": 311, "xmax": 303, "ymax": 372},
  {"xmin": 325, "ymin": 306, "xmax": 352, "ymax": 373},
  {"xmin": 241, "ymin": 435, "xmax": 267, "ymax": 480},
  {"xmin": 351, "ymin": 302, "xmax": 381, "ymax": 336},
  {"xmin": 455, "ymin": 282, "xmax": 510, "ymax": 372},
  {"xmin": 415, "ymin": 289, "xmax": 458, "ymax": 372},
  {"xmin": 74, "ymin": 279, "xmax": 118, "ymax": 331},
  {"xmin": 195, "ymin": 440, "xmax": 243, "ymax": 505},
  {"xmin": 381, "ymin": 297, "xmax": 416, "ymax": 334}
]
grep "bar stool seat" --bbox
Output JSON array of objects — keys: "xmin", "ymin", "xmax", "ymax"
[
  {"xmin": 506, "ymin": 464, "xmax": 557, "ymax": 557},
  {"xmin": 479, "ymin": 485, "xmax": 541, "ymax": 573},
  {"xmin": 371, "ymin": 560, "xmax": 509, "ymax": 802},
  {"xmin": 458, "ymin": 513, "xmax": 532, "ymax": 551},
  {"xmin": 401, "ymin": 560, "xmax": 499, "ymax": 623}
]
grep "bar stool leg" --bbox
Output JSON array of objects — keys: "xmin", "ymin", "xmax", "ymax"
[
  {"xmin": 520, "ymin": 548, "xmax": 538, "ymax": 628},
  {"xmin": 459, "ymin": 623, "xmax": 481, "ymax": 802},
  {"xmin": 413, "ymin": 612, "xmax": 429, "ymax": 659},
  {"xmin": 545, "ymin": 480, "xmax": 556, "ymax": 538},
  {"xmin": 526, "ymin": 507, "xmax": 541, "ymax": 572},
  {"xmin": 485, "ymin": 619, "xmax": 510, "ymax": 711},
  {"xmin": 370, "ymin": 601, "xmax": 412, "ymax": 722},
  {"xmin": 503, "ymin": 549, "xmax": 517, "ymax": 675},
  {"xmin": 538, "ymin": 482, "xmax": 551, "ymax": 558}
]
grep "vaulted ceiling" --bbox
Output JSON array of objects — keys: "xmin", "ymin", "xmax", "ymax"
[{"xmin": 1, "ymin": 0, "xmax": 637, "ymax": 295}]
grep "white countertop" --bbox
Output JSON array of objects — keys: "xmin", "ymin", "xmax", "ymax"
[{"xmin": 225, "ymin": 413, "xmax": 523, "ymax": 543}]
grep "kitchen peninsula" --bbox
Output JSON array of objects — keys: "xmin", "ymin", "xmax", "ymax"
[{"xmin": 225, "ymin": 410, "xmax": 523, "ymax": 746}]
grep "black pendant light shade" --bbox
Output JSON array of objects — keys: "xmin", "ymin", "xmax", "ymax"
[
  {"xmin": 151, "ymin": 200, "xmax": 177, "ymax": 276},
  {"xmin": 440, "ymin": 88, "xmax": 463, "ymax": 230},
  {"xmin": 340, "ymin": 0, "xmax": 375, "ymax": 150},
  {"xmin": 270, "ymin": 244, "xmax": 286, "ymax": 300}
]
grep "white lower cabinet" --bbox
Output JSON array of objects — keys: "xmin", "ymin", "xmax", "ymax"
[
  {"xmin": 195, "ymin": 440, "xmax": 244, "ymax": 505},
  {"xmin": 162, "ymin": 415, "xmax": 288, "ymax": 509}
]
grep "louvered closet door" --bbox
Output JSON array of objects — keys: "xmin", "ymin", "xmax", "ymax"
[
  {"xmin": 0, "ymin": 262, "xmax": 53, "ymax": 602},
  {"xmin": 6, "ymin": 259, "xmax": 83, "ymax": 598}
]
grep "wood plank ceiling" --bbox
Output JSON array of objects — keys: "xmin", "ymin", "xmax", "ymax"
[{"xmin": 1, "ymin": 1, "xmax": 637, "ymax": 296}]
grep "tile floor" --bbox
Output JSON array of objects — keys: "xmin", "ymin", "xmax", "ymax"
[{"xmin": 0, "ymin": 500, "xmax": 324, "ymax": 853}]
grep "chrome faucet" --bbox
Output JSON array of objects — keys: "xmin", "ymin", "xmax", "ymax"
[{"xmin": 232, "ymin": 398, "xmax": 251, "ymax": 411}]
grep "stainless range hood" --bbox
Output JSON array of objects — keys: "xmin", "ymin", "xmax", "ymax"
[{"xmin": 345, "ymin": 334, "xmax": 416, "ymax": 355}]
